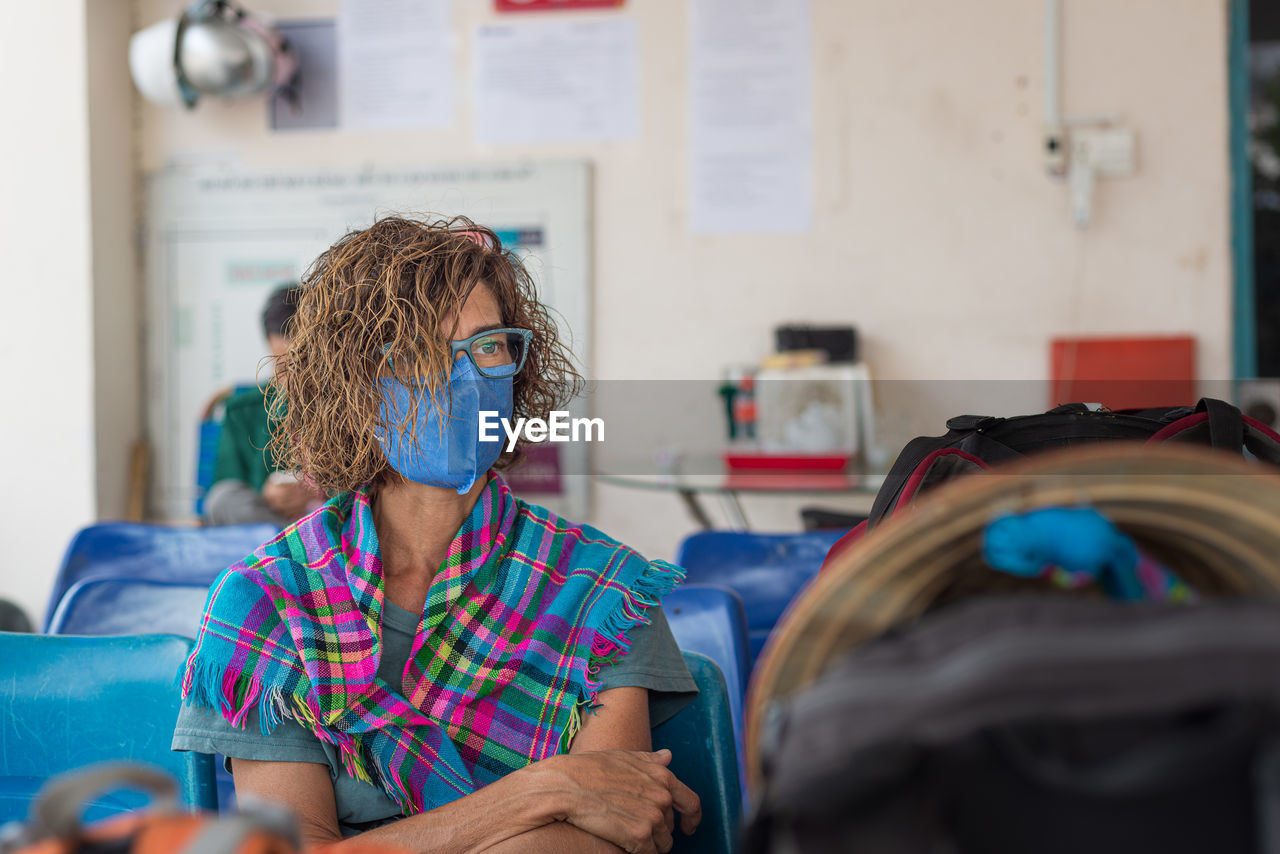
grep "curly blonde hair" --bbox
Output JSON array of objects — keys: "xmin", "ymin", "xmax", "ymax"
[{"xmin": 269, "ymin": 215, "xmax": 583, "ymax": 494}]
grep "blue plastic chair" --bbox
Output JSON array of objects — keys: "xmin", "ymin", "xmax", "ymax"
[
  {"xmin": 48, "ymin": 577, "xmax": 211, "ymax": 640},
  {"xmin": 653, "ymin": 652, "xmax": 743, "ymax": 854},
  {"xmin": 675, "ymin": 530, "xmax": 844, "ymax": 665},
  {"xmin": 45, "ymin": 521, "xmax": 278, "ymax": 630},
  {"xmin": 663, "ymin": 584, "xmax": 751, "ymax": 798},
  {"xmin": 45, "ymin": 578, "xmax": 237, "ymax": 812},
  {"xmin": 0, "ymin": 633, "xmax": 218, "ymax": 822}
]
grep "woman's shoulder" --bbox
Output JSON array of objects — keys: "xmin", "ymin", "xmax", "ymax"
[
  {"xmin": 211, "ymin": 531, "xmax": 309, "ymax": 598},
  {"xmin": 236, "ymin": 490, "xmax": 359, "ymax": 565},
  {"xmin": 203, "ymin": 502, "xmax": 344, "ymax": 617},
  {"xmin": 507, "ymin": 492, "xmax": 686, "ymax": 604},
  {"xmin": 596, "ymin": 607, "xmax": 699, "ymax": 727},
  {"xmin": 200, "ymin": 489, "xmax": 370, "ymax": 648},
  {"xmin": 510, "ymin": 494, "xmax": 656, "ymax": 563}
]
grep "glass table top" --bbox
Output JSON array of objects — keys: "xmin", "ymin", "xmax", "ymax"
[{"xmin": 593, "ymin": 453, "xmax": 886, "ymax": 495}]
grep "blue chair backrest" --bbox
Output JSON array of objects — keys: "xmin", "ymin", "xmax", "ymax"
[
  {"xmin": 194, "ymin": 419, "xmax": 224, "ymax": 517},
  {"xmin": 45, "ymin": 580, "xmax": 237, "ymax": 812},
  {"xmin": 662, "ymin": 584, "xmax": 750, "ymax": 796},
  {"xmin": 652, "ymin": 652, "xmax": 742, "ymax": 854},
  {"xmin": 46, "ymin": 521, "xmax": 277, "ymax": 630},
  {"xmin": 194, "ymin": 383, "xmax": 259, "ymax": 516},
  {"xmin": 0, "ymin": 633, "xmax": 218, "ymax": 822},
  {"xmin": 675, "ymin": 530, "xmax": 844, "ymax": 664},
  {"xmin": 48, "ymin": 578, "xmax": 211, "ymax": 638}
]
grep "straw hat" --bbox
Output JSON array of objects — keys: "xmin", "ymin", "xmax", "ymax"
[{"xmin": 746, "ymin": 443, "xmax": 1280, "ymax": 786}]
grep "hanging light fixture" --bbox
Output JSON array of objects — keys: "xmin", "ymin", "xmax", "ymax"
[{"xmin": 129, "ymin": 0, "xmax": 298, "ymax": 109}]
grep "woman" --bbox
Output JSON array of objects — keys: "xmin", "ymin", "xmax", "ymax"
[{"xmin": 173, "ymin": 217, "xmax": 702, "ymax": 854}]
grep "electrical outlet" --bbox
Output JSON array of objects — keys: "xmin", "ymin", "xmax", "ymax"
[{"xmin": 1070, "ymin": 127, "xmax": 1136, "ymax": 177}]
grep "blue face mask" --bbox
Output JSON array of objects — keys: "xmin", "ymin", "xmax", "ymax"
[{"xmin": 375, "ymin": 356, "xmax": 513, "ymax": 494}]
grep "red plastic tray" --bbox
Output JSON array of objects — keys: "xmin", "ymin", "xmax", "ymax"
[{"xmin": 722, "ymin": 452, "xmax": 852, "ymax": 472}]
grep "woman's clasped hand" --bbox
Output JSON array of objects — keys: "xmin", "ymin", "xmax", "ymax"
[{"xmin": 539, "ymin": 749, "xmax": 702, "ymax": 853}]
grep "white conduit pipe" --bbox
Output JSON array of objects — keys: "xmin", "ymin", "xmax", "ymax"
[{"xmin": 1045, "ymin": 0, "xmax": 1061, "ymax": 128}]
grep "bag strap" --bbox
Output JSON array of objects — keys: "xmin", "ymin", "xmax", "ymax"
[
  {"xmin": 33, "ymin": 764, "xmax": 178, "ymax": 843},
  {"xmin": 1150, "ymin": 399, "xmax": 1280, "ymax": 463},
  {"xmin": 1244, "ymin": 415, "xmax": 1280, "ymax": 466},
  {"xmin": 868, "ymin": 434, "xmax": 959, "ymax": 526},
  {"xmin": 1197, "ymin": 398, "xmax": 1244, "ymax": 450}
]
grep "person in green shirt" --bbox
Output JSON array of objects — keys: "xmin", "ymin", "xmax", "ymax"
[{"xmin": 204, "ymin": 284, "xmax": 324, "ymax": 526}]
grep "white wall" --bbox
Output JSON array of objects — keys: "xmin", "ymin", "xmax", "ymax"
[
  {"xmin": 0, "ymin": 0, "xmax": 1230, "ymax": 628},
  {"xmin": 129, "ymin": 0, "xmax": 1231, "ymax": 561},
  {"xmin": 0, "ymin": 1, "xmax": 98, "ymax": 624}
]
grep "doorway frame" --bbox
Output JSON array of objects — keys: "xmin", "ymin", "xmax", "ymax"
[{"xmin": 1231, "ymin": 0, "xmax": 1256, "ymax": 380}]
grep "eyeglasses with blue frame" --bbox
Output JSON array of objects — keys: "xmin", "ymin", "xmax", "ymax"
[{"xmin": 450, "ymin": 327, "xmax": 533, "ymax": 378}]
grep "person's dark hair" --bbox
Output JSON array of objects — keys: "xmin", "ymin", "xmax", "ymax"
[
  {"xmin": 262, "ymin": 283, "xmax": 303, "ymax": 338},
  {"xmin": 270, "ymin": 215, "xmax": 583, "ymax": 494},
  {"xmin": 0, "ymin": 598, "xmax": 33, "ymax": 633}
]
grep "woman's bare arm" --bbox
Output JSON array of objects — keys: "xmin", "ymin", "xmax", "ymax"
[{"xmin": 231, "ymin": 687, "xmax": 699, "ymax": 854}]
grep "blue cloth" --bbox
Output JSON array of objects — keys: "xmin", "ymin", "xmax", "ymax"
[{"xmin": 982, "ymin": 507, "xmax": 1192, "ymax": 602}]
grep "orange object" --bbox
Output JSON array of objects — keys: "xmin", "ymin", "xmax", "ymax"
[
  {"xmin": 1050, "ymin": 335, "xmax": 1196, "ymax": 410},
  {"xmin": 13, "ymin": 813, "xmax": 297, "ymax": 854}
]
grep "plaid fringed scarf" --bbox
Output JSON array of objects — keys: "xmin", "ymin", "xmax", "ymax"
[{"xmin": 181, "ymin": 474, "xmax": 684, "ymax": 814}]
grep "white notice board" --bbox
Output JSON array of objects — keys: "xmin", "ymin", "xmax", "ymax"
[{"xmin": 144, "ymin": 161, "xmax": 591, "ymax": 522}]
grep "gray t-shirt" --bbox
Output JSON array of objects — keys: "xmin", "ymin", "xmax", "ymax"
[{"xmin": 173, "ymin": 601, "xmax": 696, "ymax": 834}]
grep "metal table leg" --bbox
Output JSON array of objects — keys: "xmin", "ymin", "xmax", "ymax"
[
  {"xmin": 719, "ymin": 491, "xmax": 749, "ymax": 531},
  {"xmin": 678, "ymin": 489, "xmax": 715, "ymax": 529}
]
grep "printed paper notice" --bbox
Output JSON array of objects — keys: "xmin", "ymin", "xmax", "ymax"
[
  {"xmin": 474, "ymin": 18, "xmax": 638, "ymax": 144},
  {"xmin": 338, "ymin": 0, "xmax": 453, "ymax": 129},
  {"xmin": 690, "ymin": 0, "xmax": 813, "ymax": 233}
]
